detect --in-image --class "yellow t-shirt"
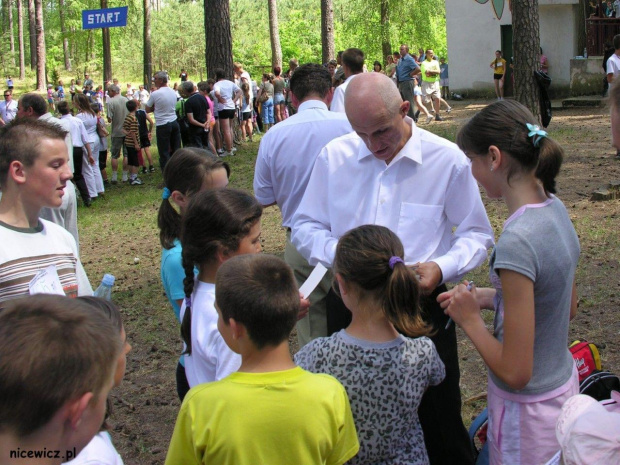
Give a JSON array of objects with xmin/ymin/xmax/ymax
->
[
  {"xmin": 491, "ymin": 58, "xmax": 507, "ymax": 75},
  {"xmin": 165, "ymin": 367, "xmax": 360, "ymax": 465},
  {"xmin": 420, "ymin": 59, "xmax": 440, "ymax": 83}
]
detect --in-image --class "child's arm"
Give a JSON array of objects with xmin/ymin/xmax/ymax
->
[
  {"xmin": 445, "ymin": 270, "xmax": 535, "ymax": 390},
  {"xmin": 437, "ymin": 284, "xmax": 496, "ymax": 311},
  {"xmin": 146, "ymin": 112, "xmax": 154, "ymax": 135}
]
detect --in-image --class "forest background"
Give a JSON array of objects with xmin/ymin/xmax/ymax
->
[{"xmin": 0, "ymin": 0, "xmax": 447, "ymax": 85}]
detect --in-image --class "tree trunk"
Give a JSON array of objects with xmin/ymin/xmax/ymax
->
[
  {"xmin": 59, "ymin": 0, "xmax": 71, "ymax": 71},
  {"xmin": 34, "ymin": 0, "xmax": 45, "ymax": 91},
  {"xmin": 512, "ymin": 0, "xmax": 541, "ymax": 119},
  {"xmin": 143, "ymin": 0, "xmax": 152, "ymax": 87},
  {"xmin": 267, "ymin": 0, "xmax": 282, "ymax": 70},
  {"xmin": 321, "ymin": 0, "xmax": 335, "ymax": 64},
  {"xmin": 28, "ymin": 0, "xmax": 35, "ymax": 70},
  {"xmin": 380, "ymin": 0, "xmax": 391, "ymax": 65},
  {"xmin": 101, "ymin": 0, "xmax": 111, "ymax": 83},
  {"xmin": 8, "ymin": 0, "xmax": 16, "ymax": 67},
  {"xmin": 17, "ymin": 0, "xmax": 25, "ymax": 79},
  {"xmin": 204, "ymin": 0, "xmax": 233, "ymax": 79}
]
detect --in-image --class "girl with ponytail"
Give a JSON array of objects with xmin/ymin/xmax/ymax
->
[
  {"xmin": 296, "ymin": 224, "xmax": 444, "ymax": 465},
  {"xmin": 440, "ymin": 99, "xmax": 580, "ymax": 464},
  {"xmin": 179, "ymin": 188, "xmax": 263, "ymax": 388}
]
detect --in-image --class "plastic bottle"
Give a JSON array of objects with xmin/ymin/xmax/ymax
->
[{"xmin": 93, "ymin": 274, "xmax": 115, "ymax": 301}]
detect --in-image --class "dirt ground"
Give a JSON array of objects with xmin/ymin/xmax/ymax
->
[{"xmin": 80, "ymin": 101, "xmax": 620, "ymax": 464}]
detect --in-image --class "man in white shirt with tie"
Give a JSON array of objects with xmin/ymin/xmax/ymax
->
[{"xmin": 292, "ymin": 72, "xmax": 494, "ymax": 465}]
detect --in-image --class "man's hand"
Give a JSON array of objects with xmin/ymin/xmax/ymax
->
[
  {"xmin": 297, "ymin": 292, "xmax": 310, "ymax": 321},
  {"xmin": 413, "ymin": 261, "xmax": 443, "ymax": 295}
]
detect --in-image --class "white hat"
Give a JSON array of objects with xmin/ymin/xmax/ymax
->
[{"xmin": 556, "ymin": 394, "xmax": 620, "ymax": 464}]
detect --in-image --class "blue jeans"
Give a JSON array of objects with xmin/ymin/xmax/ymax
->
[
  {"xmin": 261, "ymin": 98, "xmax": 274, "ymax": 124},
  {"xmin": 155, "ymin": 120, "xmax": 181, "ymax": 170}
]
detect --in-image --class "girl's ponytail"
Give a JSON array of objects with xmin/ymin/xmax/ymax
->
[
  {"xmin": 385, "ymin": 261, "xmax": 432, "ymax": 338},
  {"xmin": 180, "ymin": 250, "xmax": 195, "ymax": 355},
  {"xmin": 535, "ymin": 136, "xmax": 563, "ymax": 194}
]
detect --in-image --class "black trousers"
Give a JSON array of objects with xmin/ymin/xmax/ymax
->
[
  {"xmin": 72, "ymin": 146, "xmax": 90, "ymax": 202},
  {"xmin": 326, "ymin": 285, "xmax": 475, "ymax": 465},
  {"xmin": 156, "ymin": 121, "xmax": 181, "ymax": 170}
]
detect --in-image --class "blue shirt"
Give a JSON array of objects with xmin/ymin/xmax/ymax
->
[{"xmin": 396, "ymin": 54, "xmax": 419, "ymax": 82}]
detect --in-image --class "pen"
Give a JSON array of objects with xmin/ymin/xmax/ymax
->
[{"xmin": 445, "ymin": 282, "xmax": 474, "ymax": 330}]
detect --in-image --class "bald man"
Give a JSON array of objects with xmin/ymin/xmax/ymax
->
[{"xmin": 292, "ymin": 73, "xmax": 493, "ymax": 464}]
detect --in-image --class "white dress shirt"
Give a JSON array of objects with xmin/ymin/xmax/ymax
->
[
  {"xmin": 291, "ymin": 118, "xmax": 494, "ymax": 284},
  {"xmin": 254, "ymin": 99, "xmax": 352, "ymax": 228},
  {"xmin": 61, "ymin": 114, "xmax": 90, "ymax": 148},
  {"xmin": 330, "ymin": 74, "xmax": 358, "ymax": 113}
]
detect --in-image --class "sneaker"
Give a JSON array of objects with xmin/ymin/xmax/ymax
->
[
  {"xmin": 130, "ymin": 177, "xmax": 144, "ymax": 186},
  {"xmin": 217, "ymin": 148, "xmax": 224, "ymax": 155},
  {"xmin": 446, "ymin": 107, "xmax": 452, "ymax": 113},
  {"xmin": 414, "ymin": 110, "xmax": 420, "ymax": 120},
  {"xmin": 149, "ymin": 166, "xmax": 156, "ymax": 173},
  {"xmin": 231, "ymin": 147, "xmax": 237, "ymax": 154},
  {"xmin": 141, "ymin": 167, "xmax": 147, "ymax": 174},
  {"xmin": 435, "ymin": 115, "xmax": 444, "ymax": 122},
  {"xmin": 426, "ymin": 115, "xmax": 433, "ymax": 124},
  {"xmin": 111, "ymin": 179, "xmax": 118, "ymax": 185},
  {"xmin": 219, "ymin": 151, "xmax": 231, "ymax": 158},
  {"xmin": 103, "ymin": 179, "xmax": 110, "ymax": 186}
]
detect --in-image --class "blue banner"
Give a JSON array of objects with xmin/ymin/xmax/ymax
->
[{"xmin": 82, "ymin": 7, "xmax": 128, "ymax": 30}]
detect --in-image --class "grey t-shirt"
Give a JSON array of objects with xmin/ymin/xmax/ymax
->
[
  {"xmin": 106, "ymin": 95, "xmax": 129, "ymax": 137},
  {"xmin": 489, "ymin": 196, "xmax": 580, "ymax": 395},
  {"xmin": 295, "ymin": 330, "xmax": 445, "ymax": 465}
]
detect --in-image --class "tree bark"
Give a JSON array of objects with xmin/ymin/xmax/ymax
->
[
  {"xmin": 143, "ymin": 0, "xmax": 152, "ymax": 87},
  {"xmin": 380, "ymin": 0, "xmax": 391, "ymax": 64},
  {"xmin": 17, "ymin": 0, "xmax": 25, "ymax": 79},
  {"xmin": 8, "ymin": 0, "xmax": 16, "ymax": 67},
  {"xmin": 512, "ymin": 0, "xmax": 541, "ymax": 119},
  {"xmin": 101, "ymin": 0, "xmax": 111, "ymax": 83},
  {"xmin": 204, "ymin": 0, "xmax": 233, "ymax": 80},
  {"xmin": 267, "ymin": 0, "xmax": 282, "ymax": 70},
  {"xmin": 321, "ymin": 0, "xmax": 335, "ymax": 64},
  {"xmin": 34, "ymin": 0, "xmax": 45, "ymax": 91},
  {"xmin": 28, "ymin": 0, "xmax": 35, "ymax": 70},
  {"xmin": 59, "ymin": 0, "xmax": 71, "ymax": 71}
]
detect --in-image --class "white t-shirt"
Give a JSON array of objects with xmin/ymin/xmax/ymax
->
[
  {"xmin": 180, "ymin": 281, "xmax": 241, "ymax": 387},
  {"xmin": 0, "ymin": 218, "xmax": 92, "ymax": 303},
  {"xmin": 146, "ymin": 86, "xmax": 178, "ymax": 125},
  {"xmin": 213, "ymin": 80, "xmax": 240, "ymax": 110},
  {"xmin": 65, "ymin": 432, "xmax": 124, "ymax": 465},
  {"xmin": 607, "ymin": 53, "xmax": 620, "ymax": 81}
]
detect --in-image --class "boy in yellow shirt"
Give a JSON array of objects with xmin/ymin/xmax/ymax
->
[{"xmin": 165, "ymin": 254, "xmax": 359, "ymax": 465}]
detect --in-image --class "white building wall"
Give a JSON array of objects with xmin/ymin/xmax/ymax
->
[{"xmin": 446, "ymin": 0, "xmax": 578, "ymax": 92}]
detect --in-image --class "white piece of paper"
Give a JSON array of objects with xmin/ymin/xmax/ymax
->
[
  {"xmin": 299, "ymin": 263, "xmax": 328, "ymax": 299},
  {"xmin": 29, "ymin": 265, "xmax": 66, "ymax": 296}
]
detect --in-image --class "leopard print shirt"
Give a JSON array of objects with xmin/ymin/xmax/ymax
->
[{"xmin": 295, "ymin": 330, "xmax": 445, "ymax": 465}]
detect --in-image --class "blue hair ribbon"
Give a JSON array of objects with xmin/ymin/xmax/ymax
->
[
  {"xmin": 162, "ymin": 187, "xmax": 171, "ymax": 200},
  {"xmin": 388, "ymin": 256, "xmax": 404, "ymax": 270},
  {"xmin": 526, "ymin": 123, "xmax": 547, "ymax": 148}
]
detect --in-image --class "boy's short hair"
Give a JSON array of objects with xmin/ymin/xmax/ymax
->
[
  {"xmin": 125, "ymin": 99, "xmax": 138, "ymax": 112},
  {"xmin": 0, "ymin": 119, "xmax": 67, "ymax": 187},
  {"xmin": 57, "ymin": 100, "xmax": 71, "ymax": 115},
  {"xmin": 0, "ymin": 295, "xmax": 122, "ymax": 437},
  {"xmin": 215, "ymin": 254, "xmax": 299, "ymax": 350}
]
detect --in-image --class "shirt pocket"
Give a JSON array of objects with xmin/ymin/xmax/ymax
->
[{"xmin": 397, "ymin": 203, "xmax": 444, "ymax": 260}]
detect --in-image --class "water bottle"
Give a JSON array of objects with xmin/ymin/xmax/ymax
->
[
  {"xmin": 584, "ymin": 48, "xmax": 588, "ymax": 59},
  {"xmin": 93, "ymin": 274, "xmax": 115, "ymax": 301}
]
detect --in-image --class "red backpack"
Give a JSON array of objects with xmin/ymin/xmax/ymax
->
[{"xmin": 570, "ymin": 340, "xmax": 602, "ymax": 382}]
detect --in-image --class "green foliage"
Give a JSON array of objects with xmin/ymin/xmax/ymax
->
[{"xmin": 0, "ymin": 0, "xmax": 447, "ymax": 84}]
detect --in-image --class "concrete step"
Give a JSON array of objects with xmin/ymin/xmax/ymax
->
[{"xmin": 562, "ymin": 96, "xmax": 603, "ymax": 108}]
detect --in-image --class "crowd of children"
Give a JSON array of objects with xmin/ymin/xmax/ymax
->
[{"xmin": 1, "ymin": 64, "xmax": 618, "ymax": 465}]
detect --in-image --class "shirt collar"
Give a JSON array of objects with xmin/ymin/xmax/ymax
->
[
  {"xmin": 297, "ymin": 99, "xmax": 328, "ymax": 112},
  {"xmin": 357, "ymin": 117, "xmax": 422, "ymax": 165}
]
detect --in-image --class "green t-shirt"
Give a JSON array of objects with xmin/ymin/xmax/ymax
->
[
  {"xmin": 165, "ymin": 367, "xmax": 359, "ymax": 465},
  {"xmin": 420, "ymin": 59, "xmax": 440, "ymax": 83}
]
